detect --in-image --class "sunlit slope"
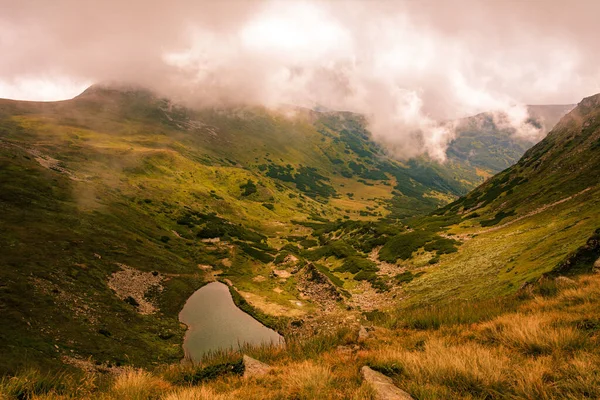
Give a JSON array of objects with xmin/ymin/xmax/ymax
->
[
  {"xmin": 398, "ymin": 94, "xmax": 600, "ymax": 304},
  {"xmin": 446, "ymin": 94, "xmax": 600, "ymax": 217}
]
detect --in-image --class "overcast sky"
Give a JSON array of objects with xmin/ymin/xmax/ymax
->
[{"xmin": 1, "ymin": 0, "xmax": 599, "ymax": 159}]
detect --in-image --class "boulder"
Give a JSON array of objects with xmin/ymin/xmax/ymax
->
[
  {"xmin": 555, "ymin": 276, "xmax": 577, "ymax": 288},
  {"xmin": 243, "ymin": 355, "xmax": 271, "ymax": 378},
  {"xmin": 361, "ymin": 366, "xmax": 413, "ymax": 400}
]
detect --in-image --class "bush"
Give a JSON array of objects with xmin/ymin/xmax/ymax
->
[
  {"xmin": 300, "ymin": 239, "xmax": 318, "ymax": 248},
  {"xmin": 236, "ymin": 242, "xmax": 275, "ymax": 263},
  {"xmin": 304, "ymin": 240, "xmax": 356, "ymax": 261},
  {"xmin": 394, "ymin": 271, "xmax": 415, "ymax": 284},
  {"xmin": 423, "ymin": 237, "xmax": 459, "ymax": 255},
  {"xmin": 480, "ymin": 210, "xmax": 516, "ymax": 227},
  {"xmin": 262, "ymin": 203, "xmax": 275, "ymax": 211},
  {"xmin": 379, "ymin": 231, "xmax": 435, "ymax": 262},
  {"xmin": 239, "ymin": 180, "xmax": 257, "ymax": 196}
]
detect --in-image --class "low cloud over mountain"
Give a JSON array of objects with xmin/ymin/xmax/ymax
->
[{"xmin": 1, "ymin": 0, "xmax": 599, "ymax": 159}]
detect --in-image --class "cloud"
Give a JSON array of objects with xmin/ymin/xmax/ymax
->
[{"xmin": 1, "ymin": 0, "xmax": 599, "ymax": 160}]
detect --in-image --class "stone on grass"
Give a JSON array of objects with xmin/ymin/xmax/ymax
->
[
  {"xmin": 361, "ymin": 366, "xmax": 413, "ymax": 400},
  {"xmin": 243, "ymin": 355, "xmax": 271, "ymax": 378}
]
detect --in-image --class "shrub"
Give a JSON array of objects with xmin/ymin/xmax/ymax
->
[
  {"xmin": 336, "ymin": 256, "xmax": 378, "ymax": 274},
  {"xmin": 394, "ymin": 271, "xmax": 415, "ymax": 284},
  {"xmin": 239, "ymin": 180, "xmax": 257, "ymax": 196},
  {"xmin": 480, "ymin": 210, "xmax": 516, "ymax": 227},
  {"xmin": 300, "ymin": 239, "xmax": 318, "ymax": 248},
  {"xmin": 236, "ymin": 242, "xmax": 275, "ymax": 263},
  {"xmin": 262, "ymin": 203, "xmax": 275, "ymax": 211},
  {"xmin": 379, "ymin": 231, "xmax": 435, "ymax": 262},
  {"xmin": 304, "ymin": 240, "xmax": 356, "ymax": 261},
  {"xmin": 423, "ymin": 237, "xmax": 459, "ymax": 255}
]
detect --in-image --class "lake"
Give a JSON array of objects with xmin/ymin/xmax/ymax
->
[{"xmin": 179, "ymin": 281, "xmax": 283, "ymax": 360}]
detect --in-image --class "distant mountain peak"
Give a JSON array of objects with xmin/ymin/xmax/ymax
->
[{"xmin": 76, "ymin": 82, "xmax": 156, "ymax": 100}]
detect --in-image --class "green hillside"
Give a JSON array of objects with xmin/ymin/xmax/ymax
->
[
  {"xmin": 0, "ymin": 84, "xmax": 477, "ymax": 373},
  {"xmin": 386, "ymin": 94, "xmax": 600, "ymax": 305},
  {"xmin": 0, "ymin": 83, "xmax": 586, "ymax": 378},
  {"xmin": 0, "ymin": 89, "xmax": 598, "ymax": 400}
]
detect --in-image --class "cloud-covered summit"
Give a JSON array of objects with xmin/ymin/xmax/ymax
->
[{"xmin": 1, "ymin": 0, "xmax": 598, "ymax": 159}]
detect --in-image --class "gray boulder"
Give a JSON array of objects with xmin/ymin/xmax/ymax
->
[{"xmin": 361, "ymin": 366, "xmax": 413, "ymax": 400}]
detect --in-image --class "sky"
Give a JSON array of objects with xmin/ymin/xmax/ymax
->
[{"xmin": 1, "ymin": 0, "xmax": 599, "ymax": 159}]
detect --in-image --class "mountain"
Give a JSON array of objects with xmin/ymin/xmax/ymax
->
[
  {"xmin": 1, "ymin": 84, "xmax": 599, "ymax": 399},
  {"xmin": 393, "ymin": 94, "xmax": 600, "ymax": 304},
  {"xmin": 0, "ymin": 84, "xmax": 482, "ymax": 372},
  {"xmin": 444, "ymin": 104, "xmax": 574, "ymax": 187},
  {"xmin": 447, "ymin": 95, "xmax": 599, "ymax": 218},
  {"xmin": 0, "ymin": 92, "xmax": 597, "ymax": 400},
  {"xmin": 0, "ymin": 83, "xmax": 581, "ymax": 374}
]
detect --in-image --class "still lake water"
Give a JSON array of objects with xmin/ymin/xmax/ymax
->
[{"xmin": 179, "ymin": 281, "xmax": 283, "ymax": 360}]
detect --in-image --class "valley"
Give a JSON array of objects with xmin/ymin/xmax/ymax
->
[{"xmin": 0, "ymin": 86, "xmax": 598, "ymax": 400}]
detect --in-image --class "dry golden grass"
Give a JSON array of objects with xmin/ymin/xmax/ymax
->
[
  {"xmin": 108, "ymin": 368, "xmax": 171, "ymax": 400},
  {"xmin": 368, "ymin": 338, "xmax": 511, "ymax": 398},
  {"xmin": 160, "ymin": 386, "xmax": 231, "ymax": 400},
  {"xmin": 478, "ymin": 313, "xmax": 588, "ymax": 355},
  {"xmin": 283, "ymin": 361, "xmax": 333, "ymax": 399}
]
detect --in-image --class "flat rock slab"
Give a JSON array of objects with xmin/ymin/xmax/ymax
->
[
  {"xmin": 361, "ymin": 366, "xmax": 413, "ymax": 400},
  {"xmin": 243, "ymin": 355, "xmax": 271, "ymax": 378}
]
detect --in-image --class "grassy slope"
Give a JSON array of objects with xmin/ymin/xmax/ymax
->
[
  {"xmin": 0, "ymin": 83, "xmax": 586, "ymax": 379},
  {"xmin": 396, "ymin": 94, "xmax": 600, "ymax": 305},
  {"xmin": 290, "ymin": 95, "xmax": 597, "ymax": 309},
  {"xmin": 0, "ymin": 84, "xmax": 476, "ymax": 373}
]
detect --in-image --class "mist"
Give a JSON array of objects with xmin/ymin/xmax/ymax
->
[{"xmin": 1, "ymin": 0, "xmax": 599, "ymax": 160}]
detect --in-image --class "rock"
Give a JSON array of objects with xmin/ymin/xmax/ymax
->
[
  {"xmin": 272, "ymin": 269, "xmax": 291, "ymax": 279},
  {"xmin": 361, "ymin": 366, "xmax": 413, "ymax": 400},
  {"xmin": 555, "ymin": 276, "xmax": 576, "ymax": 288},
  {"xmin": 243, "ymin": 355, "xmax": 271, "ymax": 378},
  {"xmin": 358, "ymin": 325, "xmax": 370, "ymax": 342},
  {"xmin": 107, "ymin": 264, "xmax": 162, "ymax": 315},
  {"xmin": 223, "ymin": 279, "xmax": 233, "ymax": 286}
]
